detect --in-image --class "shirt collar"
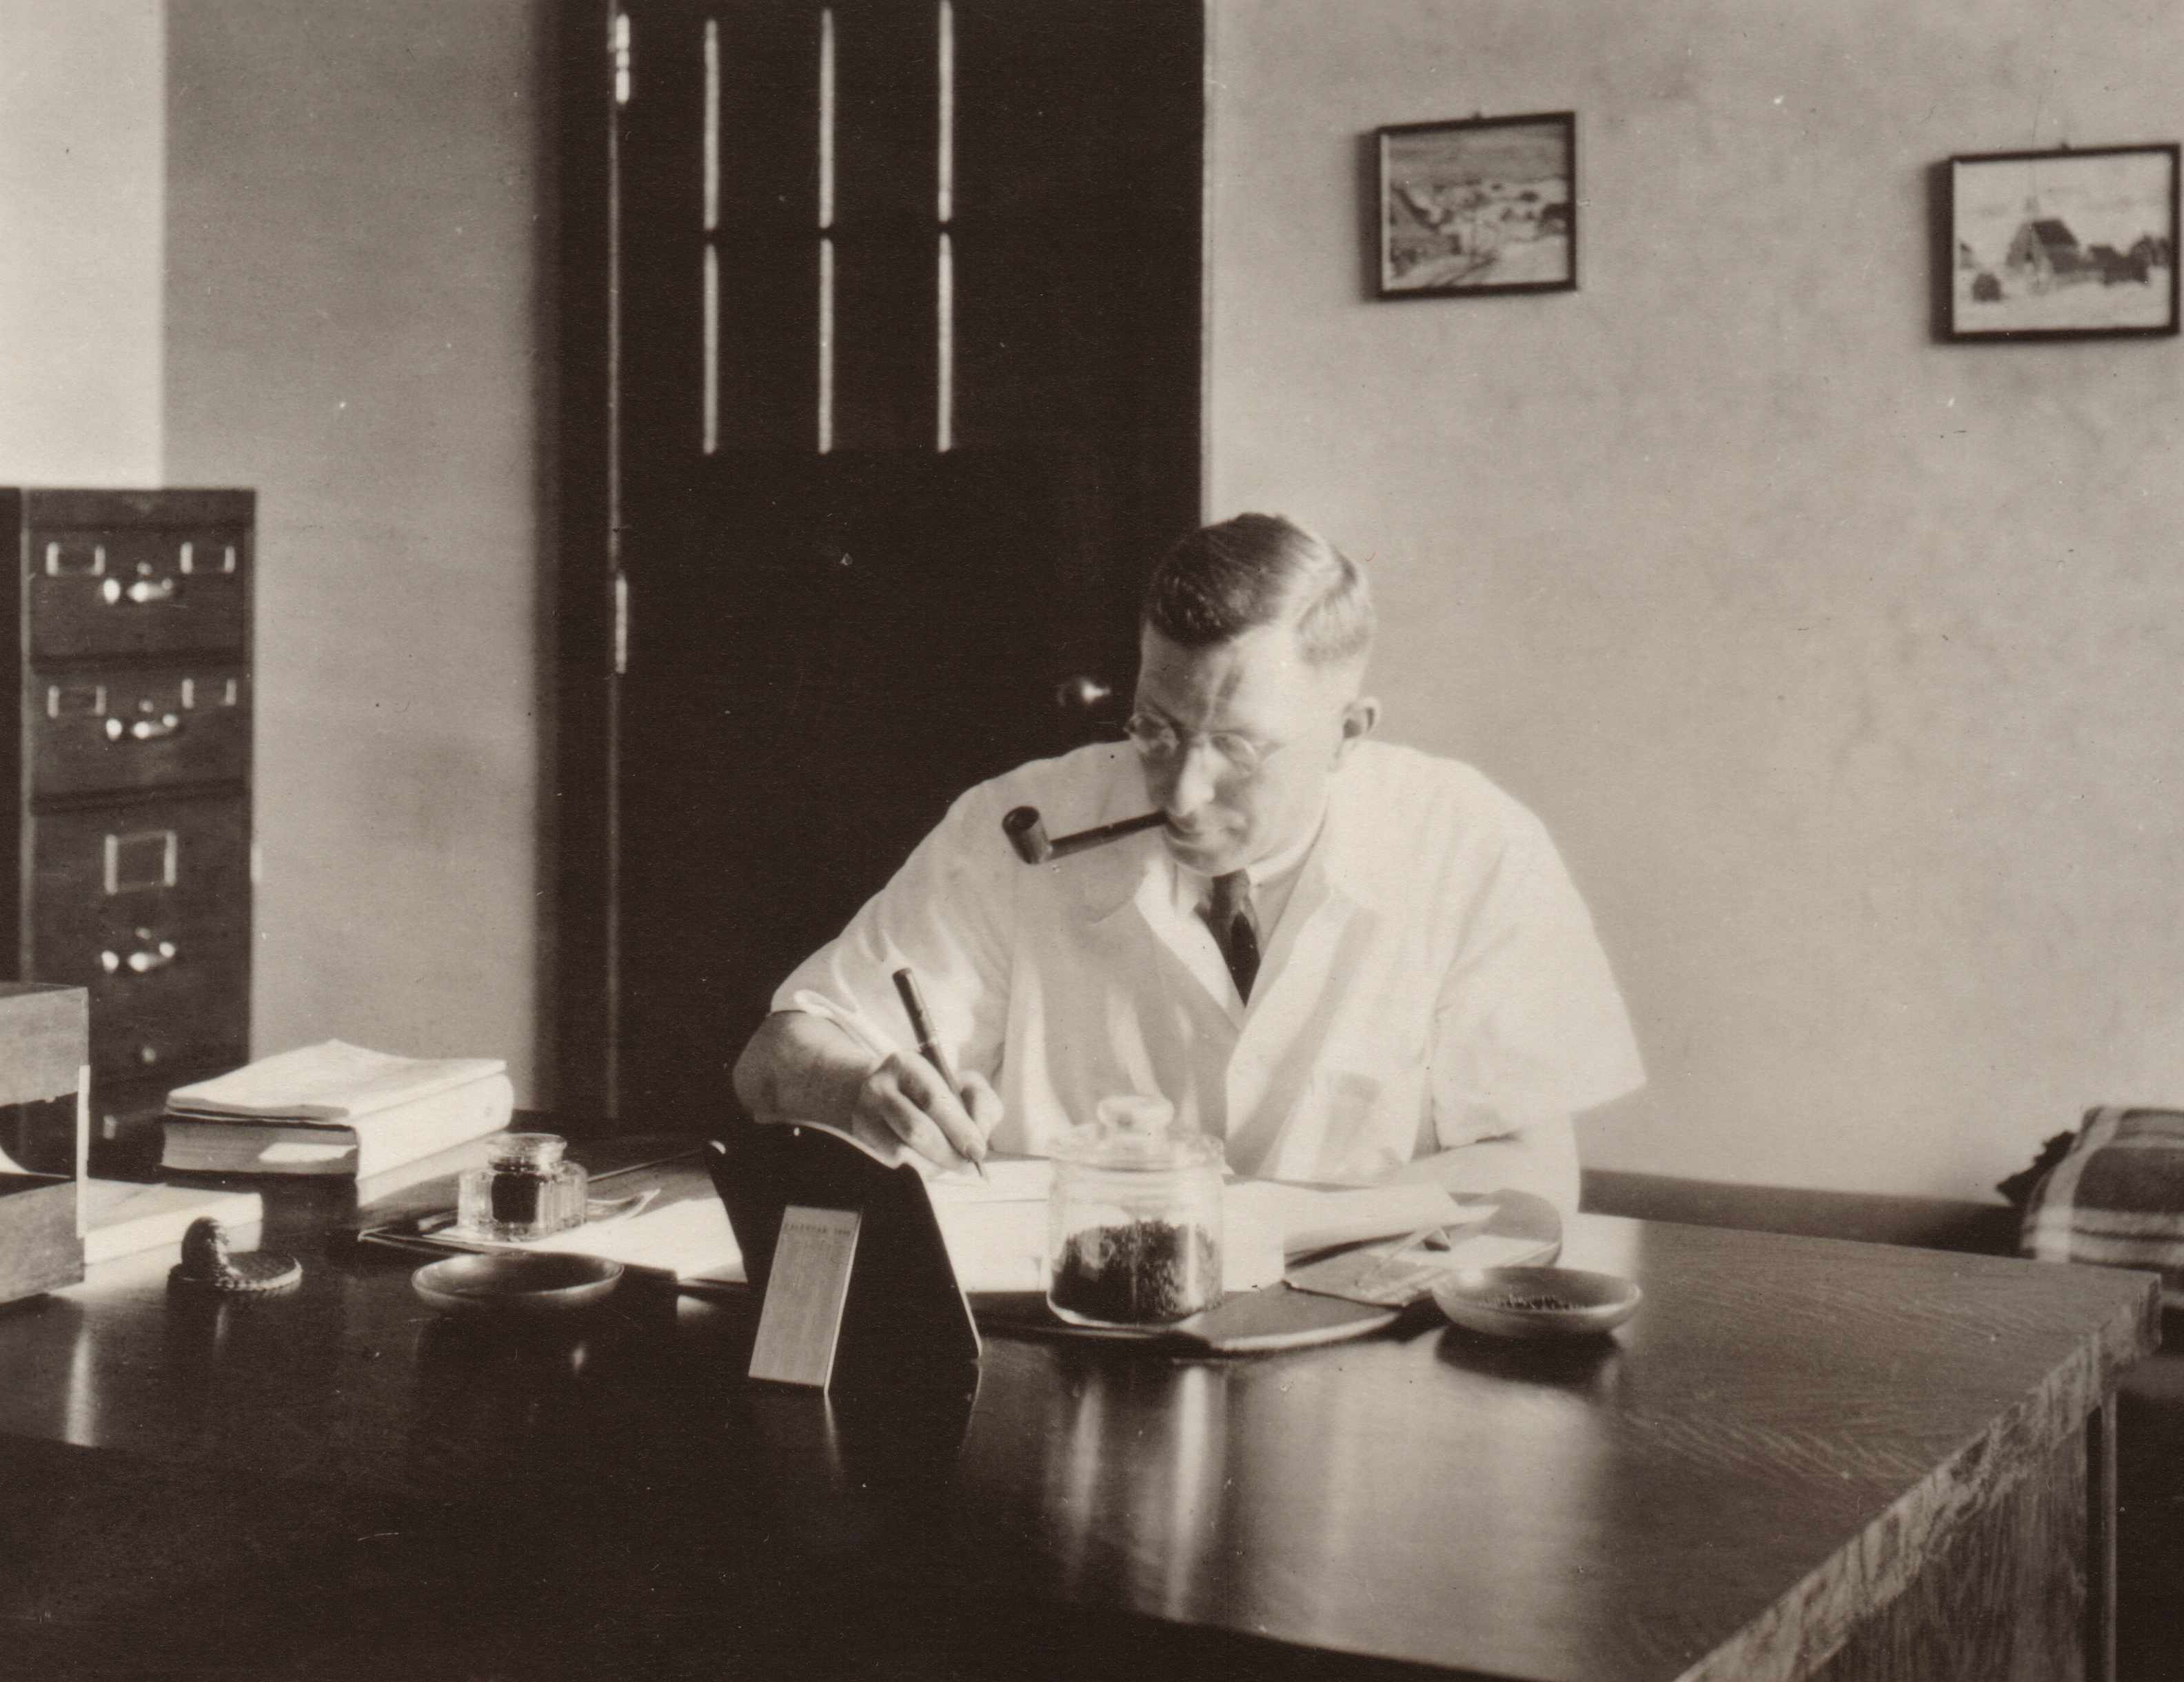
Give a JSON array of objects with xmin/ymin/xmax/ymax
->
[
  {"xmin": 1078, "ymin": 747, "xmax": 1393, "ymax": 926},
  {"xmin": 1168, "ymin": 815, "xmax": 1322, "ymax": 913}
]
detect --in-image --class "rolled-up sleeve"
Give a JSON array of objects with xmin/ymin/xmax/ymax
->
[
  {"xmin": 771, "ymin": 782, "xmax": 1016, "ymax": 1082},
  {"xmin": 1428, "ymin": 808, "xmax": 1643, "ymax": 1148}
]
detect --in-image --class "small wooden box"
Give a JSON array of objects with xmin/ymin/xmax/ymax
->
[{"xmin": 0, "ymin": 982, "xmax": 88, "ymax": 1304}]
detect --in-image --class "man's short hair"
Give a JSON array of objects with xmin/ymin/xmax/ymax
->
[{"xmin": 1142, "ymin": 514, "xmax": 1375, "ymax": 667}]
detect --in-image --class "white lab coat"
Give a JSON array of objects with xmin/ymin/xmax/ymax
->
[{"xmin": 776, "ymin": 740, "xmax": 1643, "ymax": 1184}]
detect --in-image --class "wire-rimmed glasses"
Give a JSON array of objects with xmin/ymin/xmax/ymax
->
[{"xmin": 1123, "ymin": 711, "xmax": 1288, "ymax": 778}]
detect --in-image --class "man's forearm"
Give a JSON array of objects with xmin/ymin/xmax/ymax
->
[
  {"xmin": 1380, "ymin": 1117, "xmax": 1580, "ymax": 1217},
  {"xmin": 731, "ymin": 1010, "xmax": 875, "ymax": 1129}
]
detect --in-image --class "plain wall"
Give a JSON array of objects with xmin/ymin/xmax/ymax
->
[
  {"xmin": 164, "ymin": 1, "xmax": 549, "ymax": 1097},
  {"xmin": 1207, "ymin": 0, "xmax": 2184, "ymax": 1201},
  {"xmin": 0, "ymin": 0, "xmax": 164, "ymax": 484}
]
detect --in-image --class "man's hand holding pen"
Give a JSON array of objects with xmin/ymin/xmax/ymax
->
[
  {"xmin": 849, "ymin": 1048, "xmax": 1001, "ymax": 1175},
  {"xmin": 869, "ymin": 965, "xmax": 996, "ymax": 1176},
  {"xmin": 730, "ymin": 1002, "xmax": 998, "ymax": 1173}
]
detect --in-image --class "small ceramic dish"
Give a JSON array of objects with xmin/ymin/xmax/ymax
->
[
  {"xmin": 410, "ymin": 1251, "xmax": 624, "ymax": 1316},
  {"xmin": 1430, "ymin": 1265, "xmax": 1641, "ymax": 1340}
]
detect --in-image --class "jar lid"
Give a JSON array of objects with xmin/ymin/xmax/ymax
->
[
  {"xmin": 1052, "ymin": 1096, "xmax": 1224, "ymax": 1171},
  {"xmin": 484, "ymin": 1131, "xmax": 567, "ymax": 1171}
]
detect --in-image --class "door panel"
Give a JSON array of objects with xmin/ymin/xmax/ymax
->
[{"xmin": 590, "ymin": 0, "xmax": 1201, "ymax": 1126}]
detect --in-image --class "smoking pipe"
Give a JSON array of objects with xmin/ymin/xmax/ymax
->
[{"xmin": 1003, "ymin": 806, "xmax": 1166, "ymax": 864}]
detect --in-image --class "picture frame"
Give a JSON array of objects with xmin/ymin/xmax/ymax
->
[
  {"xmin": 1946, "ymin": 143, "xmax": 2179, "ymax": 341},
  {"xmin": 1377, "ymin": 112, "xmax": 1577, "ymax": 299}
]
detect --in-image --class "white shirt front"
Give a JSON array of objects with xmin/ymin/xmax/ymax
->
[{"xmin": 775, "ymin": 740, "xmax": 1644, "ymax": 1185}]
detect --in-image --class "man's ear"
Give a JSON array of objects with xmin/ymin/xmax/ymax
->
[{"xmin": 1335, "ymin": 695, "xmax": 1379, "ymax": 763}]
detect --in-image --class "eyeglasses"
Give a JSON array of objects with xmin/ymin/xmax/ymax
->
[{"xmin": 1123, "ymin": 712, "xmax": 1289, "ymax": 778}]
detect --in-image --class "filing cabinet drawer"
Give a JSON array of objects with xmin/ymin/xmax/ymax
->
[
  {"xmin": 30, "ymin": 665, "xmax": 249, "ymax": 798},
  {"xmin": 81, "ymin": 935, "xmax": 249, "ymax": 1081},
  {"xmin": 28, "ymin": 793, "xmax": 250, "ymax": 971},
  {"xmin": 27, "ymin": 525, "xmax": 249, "ymax": 659},
  {"xmin": 3, "ymin": 488, "xmax": 254, "ymax": 1099}
]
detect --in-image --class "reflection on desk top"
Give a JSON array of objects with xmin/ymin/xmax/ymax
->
[{"xmin": 0, "ymin": 1133, "xmax": 2159, "ymax": 1682}]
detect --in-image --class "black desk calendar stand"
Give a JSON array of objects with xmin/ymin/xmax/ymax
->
[{"xmin": 706, "ymin": 1121, "xmax": 981, "ymax": 1390}]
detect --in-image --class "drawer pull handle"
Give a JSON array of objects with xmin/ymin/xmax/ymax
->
[
  {"xmin": 178, "ymin": 541, "xmax": 239, "ymax": 576},
  {"xmin": 100, "ymin": 941, "xmax": 177, "ymax": 975},
  {"xmin": 100, "ymin": 577, "xmax": 178, "ymax": 605},
  {"xmin": 104, "ymin": 829, "xmax": 179, "ymax": 894},
  {"xmin": 50, "ymin": 684, "xmax": 107, "ymax": 718},
  {"xmin": 105, "ymin": 714, "xmax": 185, "ymax": 742},
  {"xmin": 46, "ymin": 541, "xmax": 106, "ymax": 577}
]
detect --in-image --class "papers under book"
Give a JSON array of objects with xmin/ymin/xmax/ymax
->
[
  {"xmin": 81, "ymin": 1179, "xmax": 264, "ymax": 1266},
  {"xmin": 161, "ymin": 1040, "xmax": 514, "ymax": 1181}
]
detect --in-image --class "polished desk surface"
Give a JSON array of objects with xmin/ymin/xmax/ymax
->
[{"xmin": 0, "ymin": 1141, "xmax": 2159, "ymax": 1682}]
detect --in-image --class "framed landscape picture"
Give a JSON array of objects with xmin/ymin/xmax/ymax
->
[
  {"xmin": 1948, "ymin": 143, "xmax": 2179, "ymax": 340},
  {"xmin": 1377, "ymin": 112, "xmax": 1577, "ymax": 298}
]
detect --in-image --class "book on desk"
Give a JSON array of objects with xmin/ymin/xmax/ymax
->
[{"xmin": 158, "ymin": 1040, "xmax": 513, "ymax": 1186}]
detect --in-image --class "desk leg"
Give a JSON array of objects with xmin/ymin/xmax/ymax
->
[{"xmin": 2086, "ymin": 1392, "xmax": 2118, "ymax": 1682}]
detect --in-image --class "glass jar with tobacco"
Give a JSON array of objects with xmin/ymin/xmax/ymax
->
[{"xmin": 1046, "ymin": 1096, "xmax": 1224, "ymax": 1328}]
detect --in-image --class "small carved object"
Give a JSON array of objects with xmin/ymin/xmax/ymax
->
[{"xmin": 168, "ymin": 1217, "xmax": 303, "ymax": 1294}]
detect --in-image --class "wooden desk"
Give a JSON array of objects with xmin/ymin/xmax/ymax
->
[{"xmin": 0, "ymin": 1148, "xmax": 2157, "ymax": 1682}]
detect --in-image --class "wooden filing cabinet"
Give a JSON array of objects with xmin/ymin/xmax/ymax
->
[{"xmin": 0, "ymin": 489, "xmax": 252, "ymax": 1161}]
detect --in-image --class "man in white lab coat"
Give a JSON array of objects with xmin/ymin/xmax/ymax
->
[{"xmin": 731, "ymin": 514, "xmax": 1641, "ymax": 1214}]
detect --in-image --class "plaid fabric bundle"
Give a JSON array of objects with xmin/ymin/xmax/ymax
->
[{"xmin": 2021, "ymin": 1106, "xmax": 2184, "ymax": 1306}]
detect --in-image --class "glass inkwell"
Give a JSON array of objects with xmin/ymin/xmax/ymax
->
[
  {"xmin": 456, "ymin": 1132, "xmax": 590, "ymax": 1242},
  {"xmin": 1046, "ymin": 1096, "xmax": 1224, "ymax": 1328}
]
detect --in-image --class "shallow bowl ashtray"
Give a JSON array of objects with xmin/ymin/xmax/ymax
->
[
  {"xmin": 1430, "ymin": 1266, "xmax": 1641, "ymax": 1340},
  {"xmin": 411, "ymin": 1251, "xmax": 624, "ymax": 1317}
]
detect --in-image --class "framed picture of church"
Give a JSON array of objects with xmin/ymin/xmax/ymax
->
[
  {"xmin": 1377, "ymin": 112, "xmax": 1577, "ymax": 298},
  {"xmin": 1948, "ymin": 143, "xmax": 2179, "ymax": 340}
]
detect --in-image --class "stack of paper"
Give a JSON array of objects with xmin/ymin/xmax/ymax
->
[
  {"xmin": 1284, "ymin": 1222, "xmax": 1552, "ymax": 1307},
  {"xmin": 1221, "ymin": 1179, "xmax": 1462, "ymax": 1261},
  {"xmin": 521, "ymin": 1196, "xmax": 747, "ymax": 1285},
  {"xmin": 161, "ymin": 1040, "xmax": 514, "ymax": 1186},
  {"xmin": 80, "ymin": 1179, "xmax": 263, "ymax": 1266}
]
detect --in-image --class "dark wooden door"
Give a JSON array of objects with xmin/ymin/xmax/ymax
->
[{"xmin": 560, "ymin": 1, "xmax": 1202, "ymax": 1126}]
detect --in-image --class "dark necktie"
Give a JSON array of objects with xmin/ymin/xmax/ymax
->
[{"xmin": 1204, "ymin": 871, "xmax": 1262, "ymax": 1003}]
